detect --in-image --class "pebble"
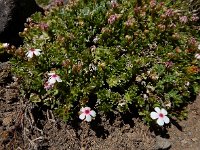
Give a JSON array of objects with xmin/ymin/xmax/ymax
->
[
  {"xmin": 2, "ymin": 116, "xmax": 13, "ymax": 126},
  {"xmin": 181, "ymin": 139, "xmax": 188, "ymax": 145},
  {"xmin": 191, "ymin": 138, "xmax": 198, "ymax": 142},
  {"xmin": 155, "ymin": 136, "xmax": 171, "ymax": 150}
]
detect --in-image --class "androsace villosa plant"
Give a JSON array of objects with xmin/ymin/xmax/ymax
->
[{"xmin": 6, "ymin": 0, "xmax": 200, "ymax": 126}]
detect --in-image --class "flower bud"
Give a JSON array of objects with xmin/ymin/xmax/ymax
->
[
  {"xmin": 150, "ymin": 0, "xmax": 157, "ymax": 8},
  {"xmin": 55, "ymin": 0, "xmax": 64, "ymax": 6},
  {"xmin": 167, "ymin": 52, "xmax": 174, "ymax": 58},
  {"xmin": 98, "ymin": 62, "xmax": 106, "ymax": 69},
  {"xmin": 157, "ymin": 24, "xmax": 166, "ymax": 31},
  {"xmin": 125, "ymin": 35, "xmax": 132, "ymax": 41},
  {"xmin": 160, "ymin": 14, "xmax": 166, "ymax": 19},
  {"xmin": 15, "ymin": 48, "xmax": 25, "ymax": 57},
  {"xmin": 19, "ymin": 32, "xmax": 24, "ymax": 37},
  {"xmin": 172, "ymin": 33, "xmax": 180, "ymax": 40},
  {"xmin": 175, "ymin": 47, "xmax": 182, "ymax": 53},
  {"xmin": 186, "ymin": 66, "xmax": 199, "ymax": 74},
  {"xmin": 2, "ymin": 43, "xmax": 9, "ymax": 48},
  {"xmin": 144, "ymin": 29, "xmax": 149, "ymax": 34},
  {"xmin": 24, "ymin": 28, "xmax": 28, "ymax": 32},
  {"xmin": 110, "ymin": 0, "xmax": 118, "ymax": 8},
  {"xmin": 26, "ymin": 18, "xmax": 33, "ymax": 23},
  {"xmin": 134, "ymin": 7, "xmax": 141, "ymax": 14},
  {"xmin": 62, "ymin": 59, "xmax": 71, "ymax": 68},
  {"xmin": 24, "ymin": 23, "xmax": 29, "ymax": 28},
  {"xmin": 135, "ymin": 76, "xmax": 142, "ymax": 82},
  {"xmin": 101, "ymin": 27, "xmax": 110, "ymax": 33}
]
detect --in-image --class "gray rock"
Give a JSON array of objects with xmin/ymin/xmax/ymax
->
[
  {"xmin": 155, "ymin": 136, "xmax": 171, "ymax": 150},
  {"xmin": 0, "ymin": 0, "xmax": 43, "ymax": 46}
]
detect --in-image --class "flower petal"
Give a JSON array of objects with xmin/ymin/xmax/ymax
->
[
  {"xmin": 90, "ymin": 110, "xmax": 96, "ymax": 117},
  {"xmin": 48, "ymin": 72, "xmax": 55, "ymax": 76},
  {"xmin": 79, "ymin": 113, "xmax": 85, "ymax": 120},
  {"xmin": 157, "ymin": 118, "xmax": 164, "ymax": 126},
  {"xmin": 154, "ymin": 107, "xmax": 161, "ymax": 113},
  {"xmin": 26, "ymin": 51, "xmax": 33, "ymax": 58},
  {"xmin": 85, "ymin": 114, "xmax": 92, "ymax": 122},
  {"xmin": 34, "ymin": 50, "xmax": 41, "ymax": 56},
  {"xmin": 161, "ymin": 108, "xmax": 168, "ymax": 115},
  {"xmin": 56, "ymin": 76, "xmax": 62, "ymax": 82},
  {"xmin": 150, "ymin": 112, "xmax": 159, "ymax": 119},
  {"xmin": 195, "ymin": 54, "xmax": 200, "ymax": 59},
  {"xmin": 80, "ymin": 107, "xmax": 86, "ymax": 113},
  {"xmin": 84, "ymin": 107, "xmax": 91, "ymax": 111},
  {"xmin": 48, "ymin": 77, "xmax": 56, "ymax": 84},
  {"xmin": 35, "ymin": 49, "xmax": 41, "ymax": 52},
  {"xmin": 163, "ymin": 116, "xmax": 170, "ymax": 124}
]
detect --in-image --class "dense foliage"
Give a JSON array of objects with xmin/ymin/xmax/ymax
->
[{"xmin": 8, "ymin": 0, "xmax": 200, "ymax": 124}]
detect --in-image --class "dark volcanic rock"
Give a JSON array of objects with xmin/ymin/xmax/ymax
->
[{"xmin": 0, "ymin": 0, "xmax": 43, "ymax": 46}]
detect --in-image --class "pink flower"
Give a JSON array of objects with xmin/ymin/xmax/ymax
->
[
  {"xmin": 48, "ymin": 72, "xmax": 62, "ymax": 84},
  {"xmin": 108, "ymin": 14, "xmax": 117, "ymax": 24},
  {"xmin": 44, "ymin": 82, "xmax": 54, "ymax": 90},
  {"xmin": 195, "ymin": 53, "xmax": 200, "ymax": 60},
  {"xmin": 191, "ymin": 15, "xmax": 199, "ymax": 22},
  {"xmin": 188, "ymin": 37, "xmax": 197, "ymax": 46},
  {"xmin": 164, "ymin": 61, "xmax": 173, "ymax": 68},
  {"xmin": 165, "ymin": 9, "xmax": 174, "ymax": 17},
  {"xmin": 150, "ymin": 0, "xmax": 157, "ymax": 8},
  {"xmin": 150, "ymin": 107, "xmax": 170, "ymax": 126},
  {"xmin": 39, "ymin": 22, "xmax": 49, "ymax": 31},
  {"xmin": 179, "ymin": 16, "xmax": 188, "ymax": 23},
  {"xmin": 125, "ymin": 18, "xmax": 135, "ymax": 27},
  {"xmin": 79, "ymin": 107, "xmax": 96, "ymax": 122},
  {"xmin": 134, "ymin": 7, "xmax": 141, "ymax": 14},
  {"xmin": 26, "ymin": 48, "xmax": 41, "ymax": 58},
  {"xmin": 55, "ymin": 0, "xmax": 64, "ymax": 6}
]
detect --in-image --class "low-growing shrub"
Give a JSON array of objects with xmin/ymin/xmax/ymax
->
[{"xmin": 8, "ymin": 0, "xmax": 200, "ymax": 125}]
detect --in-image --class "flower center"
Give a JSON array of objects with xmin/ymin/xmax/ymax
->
[
  {"xmin": 30, "ymin": 48, "xmax": 35, "ymax": 51},
  {"xmin": 84, "ymin": 109, "xmax": 90, "ymax": 114},
  {"xmin": 52, "ymin": 74, "xmax": 57, "ymax": 78},
  {"xmin": 159, "ymin": 113, "xmax": 164, "ymax": 118}
]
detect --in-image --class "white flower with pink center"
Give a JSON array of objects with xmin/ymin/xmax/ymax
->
[
  {"xmin": 195, "ymin": 53, "xmax": 200, "ymax": 60},
  {"xmin": 79, "ymin": 107, "xmax": 96, "ymax": 122},
  {"xmin": 48, "ymin": 72, "xmax": 62, "ymax": 84},
  {"xmin": 198, "ymin": 44, "xmax": 200, "ymax": 50},
  {"xmin": 150, "ymin": 107, "xmax": 170, "ymax": 126},
  {"xmin": 26, "ymin": 48, "xmax": 41, "ymax": 58}
]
